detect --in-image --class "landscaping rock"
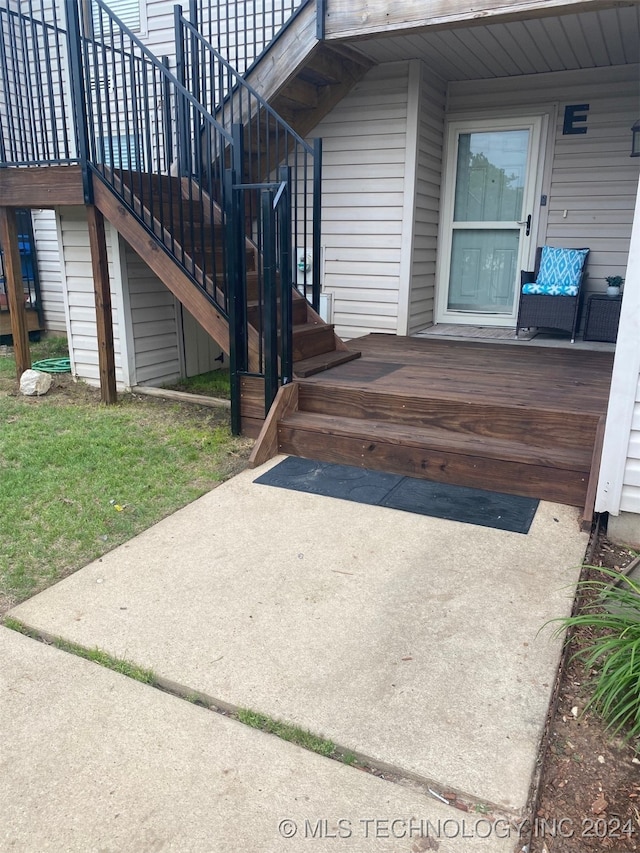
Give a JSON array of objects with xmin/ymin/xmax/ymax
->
[{"xmin": 19, "ymin": 369, "xmax": 52, "ymax": 396}]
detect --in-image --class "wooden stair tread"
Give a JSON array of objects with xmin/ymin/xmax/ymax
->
[
  {"xmin": 279, "ymin": 411, "xmax": 592, "ymax": 472},
  {"xmin": 293, "ymin": 349, "xmax": 361, "ymax": 377},
  {"xmin": 302, "ymin": 358, "xmax": 610, "ymax": 416},
  {"xmin": 293, "ymin": 321, "xmax": 334, "ymax": 333}
]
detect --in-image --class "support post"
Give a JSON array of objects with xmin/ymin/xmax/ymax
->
[
  {"xmin": 262, "ymin": 188, "xmax": 278, "ymax": 413},
  {"xmin": 316, "ymin": 0, "xmax": 326, "ymax": 39},
  {"xmin": 0, "ymin": 207, "xmax": 31, "ymax": 377},
  {"xmin": 65, "ymin": 0, "xmax": 92, "ymax": 204},
  {"xmin": 278, "ymin": 166, "xmax": 293, "ymax": 386},
  {"xmin": 174, "ymin": 5, "xmax": 190, "ymax": 175},
  {"xmin": 312, "ymin": 137, "xmax": 322, "ymax": 313},
  {"xmin": 86, "ymin": 205, "xmax": 117, "ymax": 404},
  {"xmin": 224, "ymin": 169, "xmax": 244, "ymax": 436}
]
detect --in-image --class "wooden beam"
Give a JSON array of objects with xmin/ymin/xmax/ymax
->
[
  {"xmin": 273, "ymin": 45, "xmax": 375, "ymax": 143},
  {"xmin": 86, "ymin": 205, "xmax": 117, "ymax": 404},
  {"xmin": 324, "ymin": 0, "xmax": 630, "ymax": 40},
  {"xmin": 275, "ymin": 77, "xmax": 320, "ymax": 110},
  {"xmin": 244, "ymin": 1, "xmax": 318, "ymax": 103},
  {"xmin": 0, "ymin": 166, "xmax": 85, "ymax": 208},
  {"xmin": 0, "ymin": 207, "xmax": 31, "ymax": 377}
]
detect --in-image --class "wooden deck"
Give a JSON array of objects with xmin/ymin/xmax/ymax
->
[{"xmin": 270, "ymin": 333, "xmax": 615, "ymax": 510}]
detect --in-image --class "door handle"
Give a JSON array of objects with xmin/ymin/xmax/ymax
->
[{"xmin": 517, "ymin": 214, "xmax": 532, "ymax": 236}]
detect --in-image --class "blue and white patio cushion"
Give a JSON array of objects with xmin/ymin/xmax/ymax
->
[{"xmin": 521, "ymin": 246, "xmax": 589, "ymax": 296}]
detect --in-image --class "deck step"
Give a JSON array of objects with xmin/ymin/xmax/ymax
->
[
  {"xmin": 277, "ymin": 412, "xmax": 591, "ymax": 506},
  {"xmin": 292, "ymin": 323, "xmax": 336, "ymax": 361},
  {"xmin": 247, "ymin": 297, "xmax": 309, "ymax": 327},
  {"xmin": 296, "ymin": 383, "xmax": 600, "ymax": 449},
  {"xmin": 294, "ymin": 349, "xmax": 361, "ymax": 378}
]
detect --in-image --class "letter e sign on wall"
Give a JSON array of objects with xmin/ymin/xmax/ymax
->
[{"xmin": 563, "ymin": 104, "xmax": 589, "ymax": 135}]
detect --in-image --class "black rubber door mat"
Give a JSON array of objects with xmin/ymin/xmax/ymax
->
[{"xmin": 254, "ymin": 457, "xmax": 539, "ymax": 534}]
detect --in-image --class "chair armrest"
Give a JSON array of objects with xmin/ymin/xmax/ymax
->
[{"xmin": 520, "ymin": 270, "xmax": 536, "ymax": 287}]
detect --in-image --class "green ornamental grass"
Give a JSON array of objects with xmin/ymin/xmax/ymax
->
[{"xmin": 555, "ymin": 567, "xmax": 640, "ymax": 745}]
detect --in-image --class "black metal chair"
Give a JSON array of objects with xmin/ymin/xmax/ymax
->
[{"xmin": 515, "ymin": 246, "xmax": 589, "ymax": 343}]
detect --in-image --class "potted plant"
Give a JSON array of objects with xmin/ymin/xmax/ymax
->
[{"xmin": 605, "ymin": 275, "xmax": 624, "ymax": 296}]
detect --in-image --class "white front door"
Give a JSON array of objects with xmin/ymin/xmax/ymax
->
[{"xmin": 437, "ymin": 117, "xmax": 544, "ymax": 326}]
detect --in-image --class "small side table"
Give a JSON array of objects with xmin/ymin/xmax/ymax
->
[{"xmin": 583, "ymin": 294, "xmax": 622, "ymax": 343}]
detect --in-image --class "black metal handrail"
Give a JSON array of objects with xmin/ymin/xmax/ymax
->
[
  {"xmin": 75, "ymin": 0, "xmax": 233, "ymax": 319},
  {"xmin": 193, "ymin": 0, "xmax": 310, "ymax": 80},
  {"xmin": 0, "ymin": 3, "xmax": 75, "ymax": 166},
  {"xmin": 226, "ymin": 167, "xmax": 293, "ymax": 433},
  {"xmin": 176, "ymin": 8, "xmax": 321, "ymax": 312}
]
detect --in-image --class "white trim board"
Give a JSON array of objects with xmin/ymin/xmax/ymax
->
[{"xmin": 596, "ymin": 175, "xmax": 640, "ymax": 515}]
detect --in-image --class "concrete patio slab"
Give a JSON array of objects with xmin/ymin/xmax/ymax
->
[
  {"xmin": 9, "ymin": 456, "xmax": 589, "ymax": 815},
  {"xmin": 0, "ymin": 627, "xmax": 518, "ymax": 852}
]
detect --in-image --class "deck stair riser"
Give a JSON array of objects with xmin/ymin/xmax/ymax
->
[
  {"xmin": 296, "ymin": 385, "xmax": 600, "ymax": 450},
  {"xmin": 277, "ymin": 414, "xmax": 591, "ymax": 506},
  {"xmin": 272, "ymin": 336, "xmax": 614, "ymax": 508},
  {"xmin": 247, "ymin": 297, "xmax": 309, "ymax": 328}
]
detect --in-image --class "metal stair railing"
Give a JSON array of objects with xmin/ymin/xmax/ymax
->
[
  {"xmin": 0, "ymin": 0, "xmax": 318, "ymax": 431},
  {"xmin": 72, "ymin": 0, "xmax": 235, "ymax": 320},
  {"xmin": 176, "ymin": 7, "xmax": 322, "ymax": 314},
  {"xmin": 193, "ymin": 0, "xmax": 312, "ymax": 81}
]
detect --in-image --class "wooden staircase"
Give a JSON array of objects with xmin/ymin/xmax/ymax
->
[
  {"xmin": 241, "ymin": 1, "xmax": 376, "ymax": 142},
  {"xmin": 254, "ymin": 335, "xmax": 614, "ymax": 509},
  {"xmin": 94, "ymin": 170, "xmax": 359, "ymax": 381}
]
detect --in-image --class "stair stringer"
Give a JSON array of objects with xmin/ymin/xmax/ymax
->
[
  {"xmin": 94, "ymin": 177, "xmax": 271, "ymax": 373},
  {"xmin": 94, "ymin": 179, "xmax": 230, "ymax": 351}
]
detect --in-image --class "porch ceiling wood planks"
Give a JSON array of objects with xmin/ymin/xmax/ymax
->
[
  {"xmin": 276, "ymin": 333, "xmax": 615, "ymax": 507},
  {"xmin": 0, "ymin": 166, "xmax": 85, "ymax": 208}
]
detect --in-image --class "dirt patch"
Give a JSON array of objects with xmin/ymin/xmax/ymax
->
[{"xmin": 529, "ymin": 534, "xmax": 640, "ymax": 853}]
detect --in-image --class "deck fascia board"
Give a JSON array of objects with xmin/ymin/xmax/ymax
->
[
  {"xmin": 323, "ymin": 0, "xmax": 628, "ymax": 41},
  {"xmin": 0, "ymin": 166, "xmax": 85, "ymax": 207}
]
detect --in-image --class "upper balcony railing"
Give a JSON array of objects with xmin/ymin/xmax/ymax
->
[{"xmin": 0, "ymin": 2, "xmax": 76, "ymax": 166}]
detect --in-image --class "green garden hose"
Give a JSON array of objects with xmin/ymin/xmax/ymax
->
[{"xmin": 31, "ymin": 357, "xmax": 71, "ymax": 374}]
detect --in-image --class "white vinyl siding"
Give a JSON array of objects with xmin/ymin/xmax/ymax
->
[
  {"xmin": 120, "ymin": 241, "xmax": 182, "ymax": 386},
  {"xmin": 142, "ymin": 0, "xmax": 178, "ymax": 59},
  {"xmin": 314, "ymin": 62, "xmax": 411, "ymax": 340},
  {"xmin": 101, "ymin": 0, "xmax": 142, "ymax": 33},
  {"xmin": 447, "ymin": 64, "xmax": 640, "ymax": 300},
  {"xmin": 622, "ymin": 402, "xmax": 640, "ymax": 510},
  {"xmin": 57, "ymin": 210, "xmax": 215, "ymax": 389},
  {"xmin": 30, "ymin": 210, "xmax": 66, "ymax": 333},
  {"xmin": 56, "ymin": 207, "xmax": 126, "ymax": 388},
  {"xmin": 624, "ymin": 371, "xmax": 640, "ymax": 512},
  {"xmin": 408, "ymin": 65, "xmax": 446, "ymax": 334},
  {"xmin": 179, "ymin": 305, "xmax": 225, "ymax": 377}
]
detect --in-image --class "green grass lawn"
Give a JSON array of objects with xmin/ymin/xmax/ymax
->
[
  {"xmin": 0, "ymin": 340, "xmax": 252, "ymax": 614},
  {"xmin": 164, "ymin": 368, "xmax": 231, "ymax": 399}
]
